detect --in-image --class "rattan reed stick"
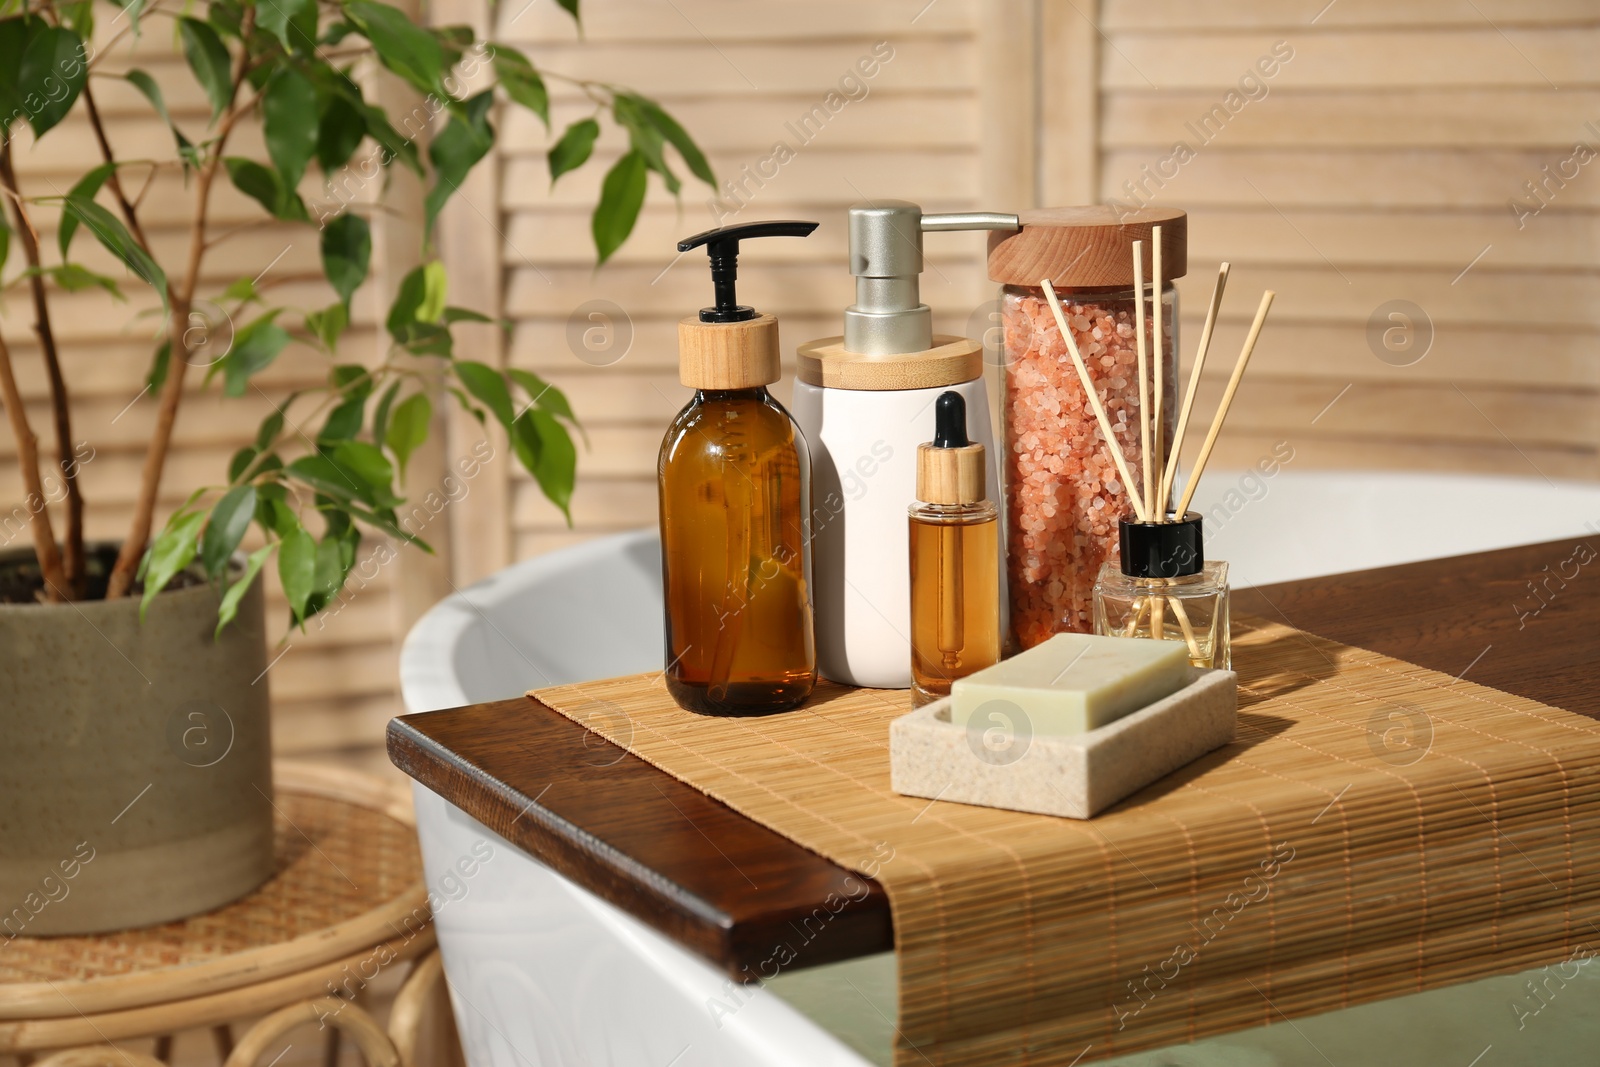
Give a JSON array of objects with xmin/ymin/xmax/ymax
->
[
  {"xmin": 1174, "ymin": 290, "xmax": 1276, "ymax": 519},
  {"xmin": 1151, "ymin": 226, "xmax": 1165, "ymax": 518},
  {"xmin": 1132, "ymin": 240, "xmax": 1153, "ymax": 521},
  {"xmin": 1160, "ymin": 262, "xmax": 1230, "ymax": 510},
  {"xmin": 1042, "ymin": 279, "xmax": 1149, "ymax": 522}
]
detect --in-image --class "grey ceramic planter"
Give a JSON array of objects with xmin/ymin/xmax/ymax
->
[{"xmin": 0, "ymin": 548, "xmax": 276, "ymax": 935}]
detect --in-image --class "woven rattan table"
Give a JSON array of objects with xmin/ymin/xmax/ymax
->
[{"xmin": 0, "ymin": 762, "xmax": 453, "ymax": 1067}]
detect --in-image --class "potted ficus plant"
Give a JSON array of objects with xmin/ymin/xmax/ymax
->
[{"xmin": 0, "ymin": 0, "xmax": 710, "ymax": 934}]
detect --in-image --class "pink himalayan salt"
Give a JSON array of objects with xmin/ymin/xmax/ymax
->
[{"xmin": 1001, "ymin": 288, "xmax": 1175, "ymax": 648}]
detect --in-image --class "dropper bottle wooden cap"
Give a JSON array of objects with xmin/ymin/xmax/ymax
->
[
  {"xmin": 675, "ymin": 220, "xmax": 819, "ymax": 390},
  {"xmin": 916, "ymin": 391, "xmax": 986, "ymax": 505}
]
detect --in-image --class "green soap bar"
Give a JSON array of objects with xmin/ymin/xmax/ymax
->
[{"xmin": 950, "ymin": 633, "xmax": 1191, "ymax": 737}]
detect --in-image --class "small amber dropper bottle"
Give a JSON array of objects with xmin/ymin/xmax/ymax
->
[
  {"xmin": 659, "ymin": 221, "xmax": 819, "ymax": 715},
  {"xmin": 908, "ymin": 391, "xmax": 1000, "ymax": 706}
]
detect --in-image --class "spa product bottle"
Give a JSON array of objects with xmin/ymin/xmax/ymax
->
[
  {"xmin": 1093, "ymin": 512, "xmax": 1230, "ymax": 670},
  {"xmin": 659, "ymin": 221, "xmax": 819, "ymax": 715},
  {"xmin": 792, "ymin": 201, "xmax": 1018, "ymax": 689},
  {"xmin": 908, "ymin": 392, "xmax": 1001, "ymax": 707}
]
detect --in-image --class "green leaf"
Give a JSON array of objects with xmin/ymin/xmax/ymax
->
[
  {"xmin": 278, "ymin": 522, "xmax": 316, "ymax": 623},
  {"xmin": 58, "ymin": 168, "xmax": 114, "ymax": 246},
  {"xmin": 315, "ymin": 89, "xmax": 366, "ymax": 173},
  {"xmin": 613, "ymin": 93, "xmax": 677, "ymax": 195},
  {"xmin": 180, "ymin": 17, "xmax": 233, "ymax": 122},
  {"xmin": 454, "ymin": 360, "xmax": 514, "ymax": 428},
  {"xmin": 0, "ymin": 217, "xmax": 8, "ymax": 273},
  {"xmin": 344, "ymin": 0, "xmax": 446, "ymax": 96},
  {"xmin": 215, "ymin": 543, "xmax": 273, "ymax": 638},
  {"xmin": 124, "ymin": 69, "xmax": 195, "ymax": 163},
  {"xmin": 308, "ymin": 533, "xmax": 347, "ymax": 616},
  {"xmin": 492, "ymin": 46, "xmax": 547, "ymax": 127},
  {"xmin": 218, "ymin": 313, "xmax": 290, "ymax": 396},
  {"xmin": 441, "ymin": 306, "xmax": 494, "ymax": 325},
  {"xmin": 635, "ymin": 96, "xmax": 714, "ymax": 186},
  {"xmin": 0, "ymin": 17, "xmax": 38, "ymax": 134},
  {"xmin": 147, "ymin": 341, "xmax": 170, "ymax": 392},
  {"xmin": 255, "ymin": 408, "xmax": 285, "ymax": 452},
  {"xmin": 263, "ymin": 66, "xmax": 318, "ymax": 189},
  {"xmin": 228, "ymin": 445, "xmax": 257, "ymax": 482},
  {"xmin": 547, "ymin": 118, "xmax": 598, "ymax": 186},
  {"xmin": 385, "ymin": 261, "xmax": 446, "ymax": 341},
  {"xmin": 507, "ymin": 367, "xmax": 583, "ymax": 442},
  {"xmin": 424, "ymin": 90, "xmax": 493, "ymax": 236},
  {"xmin": 592, "ymin": 150, "xmax": 647, "ymax": 265},
  {"xmin": 305, "ymin": 302, "xmax": 348, "ymax": 352},
  {"xmin": 46, "ymin": 263, "xmax": 124, "ymax": 299},
  {"xmin": 319, "ymin": 398, "xmax": 364, "ymax": 443},
  {"xmin": 357, "ymin": 97, "xmax": 421, "ymax": 174},
  {"xmin": 19, "ymin": 26, "xmax": 87, "ymax": 139},
  {"xmin": 321, "ymin": 213, "xmax": 370, "ymax": 305},
  {"xmin": 386, "ymin": 391, "xmax": 430, "ymax": 478},
  {"xmin": 554, "ymin": 0, "xmax": 579, "ymax": 22},
  {"xmin": 346, "ymin": 502, "xmax": 431, "ymax": 551},
  {"xmin": 257, "ymin": 0, "xmax": 317, "ymax": 52},
  {"xmin": 139, "ymin": 509, "xmax": 206, "ymax": 620},
  {"xmin": 371, "ymin": 380, "xmax": 401, "ymax": 446},
  {"xmin": 225, "ymin": 157, "xmax": 309, "ymax": 222},
  {"xmin": 516, "ymin": 409, "xmax": 576, "ymax": 523},
  {"xmin": 201, "ymin": 484, "xmax": 256, "ymax": 582},
  {"xmin": 63, "ymin": 196, "xmax": 166, "ymax": 306},
  {"xmin": 286, "ymin": 454, "xmax": 357, "ymax": 501},
  {"xmin": 61, "ymin": 0, "xmax": 94, "ymax": 40},
  {"xmin": 331, "ymin": 440, "xmax": 395, "ymax": 499}
]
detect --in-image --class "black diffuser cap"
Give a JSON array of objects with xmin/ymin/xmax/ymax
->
[
  {"xmin": 677, "ymin": 220, "xmax": 820, "ymax": 323},
  {"xmin": 1119, "ymin": 512, "xmax": 1204, "ymax": 578},
  {"xmin": 933, "ymin": 391, "xmax": 968, "ymax": 448}
]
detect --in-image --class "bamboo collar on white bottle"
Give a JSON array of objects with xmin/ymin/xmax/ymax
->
[
  {"xmin": 676, "ymin": 221, "xmax": 818, "ymax": 390},
  {"xmin": 916, "ymin": 392, "xmax": 986, "ymax": 505},
  {"xmin": 798, "ymin": 201, "xmax": 1018, "ymax": 391}
]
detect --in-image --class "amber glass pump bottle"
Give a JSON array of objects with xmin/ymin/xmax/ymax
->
[
  {"xmin": 659, "ymin": 221, "xmax": 820, "ymax": 715},
  {"xmin": 909, "ymin": 391, "xmax": 1000, "ymax": 706}
]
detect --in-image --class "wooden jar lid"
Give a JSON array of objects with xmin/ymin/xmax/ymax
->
[
  {"xmin": 678, "ymin": 314, "xmax": 781, "ymax": 389},
  {"xmin": 795, "ymin": 335, "xmax": 982, "ymax": 391},
  {"xmin": 917, "ymin": 442, "xmax": 985, "ymax": 505},
  {"xmin": 986, "ymin": 206, "xmax": 1187, "ymax": 288}
]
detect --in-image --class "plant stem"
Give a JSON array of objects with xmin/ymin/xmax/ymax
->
[
  {"xmin": 106, "ymin": 8, "xmax": 257, "ymax": 599},
  {"xmin": 0, "ymin": 326, "xmax": 68, "ymax": 601},
  {"xmin": 80, "ymin": 82, "xmax": 153, "ymax": 253},
  {"xmin": 0, "ymin": 141, "xmax": 84, "ymax": 597}
]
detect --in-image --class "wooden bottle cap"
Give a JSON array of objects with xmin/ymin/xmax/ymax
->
[
  {"xmin": 795, "ymin": 335, "xmax": 982, "ymax": 391},
  {"xmin": 916, "ymin": 442, "xmax": 985, "ymax": 505},
  {"xmin": 986, "ymin": 206, "xmax": 1187, "ymax": 288},
  {"xmin": 678, "ymin": 314, "xmax": 781, "ymax": 389}
]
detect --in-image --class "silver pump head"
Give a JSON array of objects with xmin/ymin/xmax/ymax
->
[{"xmin": 842, "ymin": 201, "xmax": 1019, "ymax": 356}]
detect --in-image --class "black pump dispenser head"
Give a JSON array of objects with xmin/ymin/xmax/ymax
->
[
  {"xmin": 678, "ymin": 220, "xmax": 820, "ymax": 323},
  {"xmin": 933, "ymin": 391, "xmax": 968, "ymax": 448}
]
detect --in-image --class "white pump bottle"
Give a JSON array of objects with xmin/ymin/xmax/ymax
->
[{"xmin": 791, "ymin": 202, "xmax": 1017, "ymax": 689}]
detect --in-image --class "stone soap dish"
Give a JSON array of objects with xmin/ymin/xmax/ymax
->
[{"xmin": 889, "ymin": 667, "xmax": 1238, "ymax": 819}]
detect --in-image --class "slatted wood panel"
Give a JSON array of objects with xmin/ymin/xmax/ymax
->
[
  {"xmin": 0, "ymin": 27, "xmax": 406, "ymax": 762},
  {"xmin": 489, "ymin": 0, "xmax": 991, "ymax": 560},
  {"xmin": 1092, "ymin": 0, "xmax": 1600, "ymax": 478}
]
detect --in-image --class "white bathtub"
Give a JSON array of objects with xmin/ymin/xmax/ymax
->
[{"xmin": 400, "ymin": 470, "xmax": 1600, "ymax": 1067}]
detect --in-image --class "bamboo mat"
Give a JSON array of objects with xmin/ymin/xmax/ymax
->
[{"xmin": 531, "ymin": 617, "xmax": 1600, "ymax": 1065}]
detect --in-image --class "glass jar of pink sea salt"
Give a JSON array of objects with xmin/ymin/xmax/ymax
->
[{"xmin": 986, "ymin": 207, "xmax": 1186, "ymax": 648}]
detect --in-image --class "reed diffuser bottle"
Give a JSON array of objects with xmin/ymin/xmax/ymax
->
[
  {"xmin": 659, "ymin": 221, "xmax": 819, "ymax": 715},
  {"xmin": 908, "ymin": 392, "xmax": 1000, "ymax": 706},
  {"xmin": 1094, "ymin": 513, "xmax": 1230, "ymax": 669}
]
